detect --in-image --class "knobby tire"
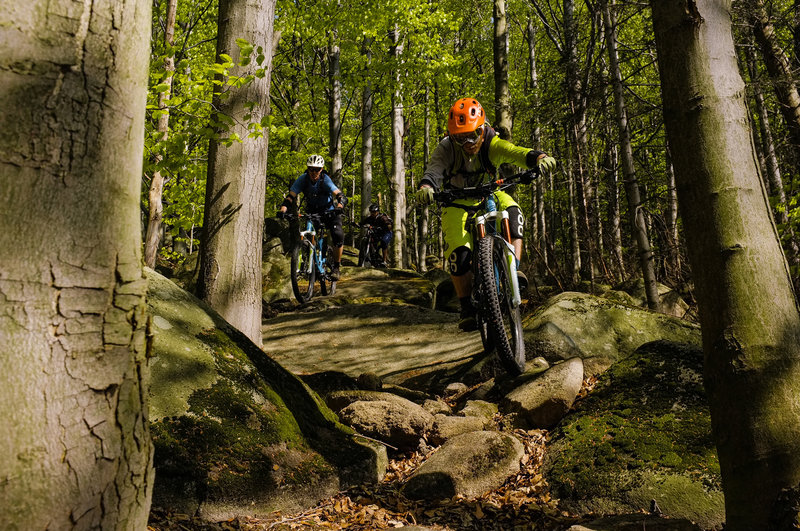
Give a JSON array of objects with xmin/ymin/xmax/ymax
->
[
  {"xmin": 291, "ymin": 240, "xmax": 316, "ymax": 303},
  {"xmin": 476, "ymin": 236, "xmax": 525, "ymax": 376}
]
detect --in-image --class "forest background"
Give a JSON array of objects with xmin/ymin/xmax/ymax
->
[
  {"xmin": 5, "ymin": 0, "xmax": 800, "ymax": 528},
  {"xmin": 144, "ymin": 0, "xmax": 800, "ymax": 299}
]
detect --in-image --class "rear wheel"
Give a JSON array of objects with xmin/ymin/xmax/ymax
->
[
  {"xmin": 476, "ymin": 236, "xmax": 525, "ymax": 376},
  {"xmin": 290, "ymin": 240, "xmax": 316, "ymax": 303}
]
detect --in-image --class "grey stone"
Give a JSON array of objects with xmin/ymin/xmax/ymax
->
[
  {"xmin": 501, "ymin": 357, "xmax": 584, "ymax": 429},
  {"xmin": 402, "ymin": 431, "xmax": 524, "ymax": 500}
]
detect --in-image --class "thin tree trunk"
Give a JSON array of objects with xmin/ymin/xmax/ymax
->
[
  {"xmin": 328, "ymin": 30, "xmax": 343, "ymax": 185},
  {"xmin": 360, "ymin": 37, "xmax": 374, "ymax": 220},
  {"xmin": 419, "ymin": 87, "xmax": 431, "ymax": 272},
  {"xmin": 749, "ymin": 0, "xmax": 800, "ymax": 154},
  {"xmin": 493, "ymin": 0, "xmax": 512, "ymax": 140},
  {"xmin": 603, "ymin": 0, "xmax": 660, "ymax": 309},
  {"xmin": 665, "ymin": 147, "xmax": 681, "ymax": 281},
  {"xmin": 390, "ymin": 26, "xmax": 406, "ymax": 267},
  {"xmin": 652, "ymin": 1, "xmax": 800, "ymax": 527},
  {"xmin": 607, "ymin": 138, "xmax": 625, "ymax": 279},
  {"xmin": 564, "ymin": 0, "xmax": 594, "ymax": 282},
  {"xmin": 198, "ymin": 0, "xmax": 275, "ymax": 346},
  {"xmin": 0, "ymin": 0, "xmax": 154, "ymax": 527},
  {"xmin": 145, "ymin": 0, "xmax": 179, "ymax": 268}
]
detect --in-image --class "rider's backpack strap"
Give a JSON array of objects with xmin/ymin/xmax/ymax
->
[{"xmin": 478, "ymin": 126, "xmax": 497, "ymax": 176}]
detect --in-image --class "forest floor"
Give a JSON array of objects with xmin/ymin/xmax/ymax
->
[{"xmin": 146, "ymin": 381, "xmax": 602, "ymax": 531}]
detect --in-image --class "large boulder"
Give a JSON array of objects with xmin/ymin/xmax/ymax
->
[
  {"xmin": 542, "ymin": 341, "xmax": 724, "ymax": 530},
  {"xmin": 523, "ymin": 292, "xmax": 700, "ymax": 375},
  {"xmin": 146, "ymin": 269, "xmax": 386, "ymax": 520},
  {"xmin": 402, "ymin": 431, "xmax": 524, "ymax": 500}
]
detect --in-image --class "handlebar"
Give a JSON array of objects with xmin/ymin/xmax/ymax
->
[{"xmin": 432, "ymin": 168, "xmax": 537, "ymax": 205}]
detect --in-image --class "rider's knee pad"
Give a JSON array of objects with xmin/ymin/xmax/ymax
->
[
  {"xmin": 507, "ymin": 206, "xmax": 524, "ymax": 240},
  {"xmin": 447, "ymin": 245, "xmax": 472, "ymax": 276}
]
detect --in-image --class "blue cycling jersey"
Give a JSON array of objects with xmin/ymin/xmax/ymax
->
[{"xmin": 289, "ymin": 171, "xmax": 338, "ymax": 212}]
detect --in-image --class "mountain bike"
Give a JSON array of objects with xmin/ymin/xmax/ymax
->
[
  {"xmin": 357, "ymin": 224, "xmax": 386, "ymax": 268},
  {"xmin": 432, "ymin": 169, "xmax": 537, "ymax": 376},
  {"xmin": 288, "ymin": 211, "xmax": 339, "ymax": 303}
]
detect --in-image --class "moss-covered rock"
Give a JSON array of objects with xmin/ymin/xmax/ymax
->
[
  {"xmin": 542, "ymin": 340, "xmax": 723, "ymax": 529},
  {"xmin": 523, "ymin": 292, "xmax": 701, "ymax": 375},
  {"xmin": 146, "ymin": 269, "xmax": 386, "ymax": 520},
  {"xmin": 262, "ymin": 237, "xmax": 293, "ymax": 303}
]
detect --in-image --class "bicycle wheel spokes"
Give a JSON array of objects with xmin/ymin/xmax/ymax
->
[{"xmin": 290, "ymin": 240, "xmax": 315, "ymax": 303}]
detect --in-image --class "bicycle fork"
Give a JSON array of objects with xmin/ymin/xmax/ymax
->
[
  {"xmin": 475, "ymin": 210, "xmax": 522, "ymax": 308},
  {"xmin": 300, "ymin": 222, "xmax": 316, "ymax": 275}
]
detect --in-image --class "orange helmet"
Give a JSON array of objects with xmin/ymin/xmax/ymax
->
[{"xmin": 448, "ymin": 98, "xmax": 485, "ymax": 135}]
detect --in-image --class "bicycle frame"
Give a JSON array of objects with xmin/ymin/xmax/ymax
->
[{"xmin": 299, "ymin": 216, "xmax": 328, "ymax": 277}]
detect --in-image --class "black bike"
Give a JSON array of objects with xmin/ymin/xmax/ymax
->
[
  {"xmin": 357, "ymin": 224, "xmax": 387, "ymax": 268},
  {"xmin": 433, "ymin": 170, "xmax": 537, "ymax": 375},
  {"xmin": 288, "ymin": 211, "xmax": 338, "ymax": 303}
]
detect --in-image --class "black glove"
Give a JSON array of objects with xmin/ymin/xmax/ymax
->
[
  {"xmin": 276, "ymin": 211, "xmax": 288, "ymax": 220},
  {"xmin": 520, "ymin": 171, "xmax": 536, "ymax": 185}
]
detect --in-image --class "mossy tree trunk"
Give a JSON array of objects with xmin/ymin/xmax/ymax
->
[
  {"xmin": 199, "ymin": 0, "xmax": 276, "ymax": 346},
  {"xmin": 0, "ymin": 0, "xmax": 154, "ymax": 528},
  {"xmin": 651, "ymin": 1, "xmax": 800, "ymax": 528}
]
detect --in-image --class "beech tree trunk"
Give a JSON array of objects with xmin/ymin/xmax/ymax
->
[
  {"xmin": 328, "ymin": 30, "xmax": 343, "ymax": 185},
  {"xmin": 0, "ymin": 0, "xmax": 154, "ymax": 528},
  {"xmin": 198, "ymin": 0, "xmax": 275, "ymax": 346},
  {"xmin": 651, "ymin": 1, "xmax": 800, "ymax": 527},
  {"xmin": 361, "ymin": 37, "xmax": 374, "ymax": 220},
  {"xmin": 493, "ymin": 0, "xmax": 512, "ymax": 140},
  {"xmin": 390, "ymin": 27, "xmax": 406, "ymax": 267},
  {"xmin": 603, "ymin": 0, "xmax": 660, "ymax": 310},
  {"xmin": 144, "ymin": 0, "xmax": 178, "ymax": 268}
]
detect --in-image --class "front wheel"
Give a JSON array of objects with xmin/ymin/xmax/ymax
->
[
  {"xmin": 291, "ymin": 240, "xmax": 316, "ymax": 303},
  {"xmin": 476, "ymin": 236, "xmax": 525, "ymax": 376},
  {"xmin": 357, "ymin": 238, "xmax": 369, "ymax": 267}
]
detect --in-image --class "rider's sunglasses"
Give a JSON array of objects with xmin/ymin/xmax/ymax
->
[
  {"xmin": 451, "ymin": 125, "xmax": 483, "ymax": 146},
  {"xmin": 308, "ymin": 167, "xmax": 322, "ymax": 173}
]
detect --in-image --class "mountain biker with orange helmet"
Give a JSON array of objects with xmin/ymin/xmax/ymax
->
[{"xmin": 415, "ymin": 98, "xmax": 556, "ymax": 332}]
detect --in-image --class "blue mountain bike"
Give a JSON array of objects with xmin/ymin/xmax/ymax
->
[
  {"xmin": 433, "ymin": 169, "xmax": 537, "ymax": 376},
  {"xmin": 289, "ymin": 211, "xmax": 338, "ymax": 303}
]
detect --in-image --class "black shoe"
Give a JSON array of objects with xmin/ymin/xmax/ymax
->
[
  {"xmin": 517, "ymin": 271, "xmax": 528, "ymax": 293},
  {"xmin": 330, "ymin": 264, "xmax": 340, "ymax": 281},
  {"xmin": 458, "ymin": 307, "xmax": 478, "ymax": 332}
]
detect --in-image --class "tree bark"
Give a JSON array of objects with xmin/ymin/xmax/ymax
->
[
  {"xmin": 493, "ymin": 0, "xmax": 512, "ymax": 140},
  {"xmin": 390, "ymin": 27, "xmax": 406, "ymax": 267},
  {"xmin": 651, "ymin": 1, "xmax": 800, "ymax": 527},
  {"xmin": 145, "ymin": 0, "xmax": 178, "ymax": 268},
  {"xmin": 198, "ymin": 0, "xmax": 275, "ymax": 346},
  {"xmin": 360, "ymin": 37, "xmax": 374, "ymax": 220},
  {"xmin": 0, "ymin": 0, "xmax": 154, "ymax": 527},
  {"xmin": 749, "ymin": 0, "xmax": 800, "ymax": 155},
  {"xmin": 603, "ymin": 0, "xmax": 660, "ymax": 310},
  {"xmin": 328, "ymin": 30, "xmax": 343, "ymax": 185}
]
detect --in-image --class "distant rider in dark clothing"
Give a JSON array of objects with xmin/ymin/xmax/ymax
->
[
  {"xmin": 360, "ymin": 203, "xmax": 393, "ymax": 265},
  {"xmin": 278, "ymin": 154, "xmax": 345, "ymax": 280}
]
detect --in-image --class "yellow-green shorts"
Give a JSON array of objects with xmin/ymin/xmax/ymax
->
[{"xmin": 441, "ymin": 190, "xmax": 519, "ymax": 257}]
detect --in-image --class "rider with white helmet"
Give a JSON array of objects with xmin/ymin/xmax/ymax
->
[{"xmin": 278, "ymin": 154, "xmax": 346, "ymax": 280}]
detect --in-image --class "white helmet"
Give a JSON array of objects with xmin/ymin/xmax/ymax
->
[{"xmin": 306, "ymin": 154, "xmax": 325, "ymax": 168}]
